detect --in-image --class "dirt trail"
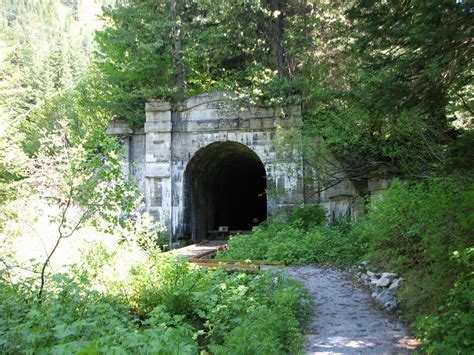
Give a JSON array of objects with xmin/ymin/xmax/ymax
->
[{"xmin": 286, "ymin": 266, "xmax": 419, "ymax": 354}]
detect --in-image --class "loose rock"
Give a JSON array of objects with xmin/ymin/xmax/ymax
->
[
  {"xmin": 381, "ymin": 272, "xmax": 398, "ymax": 279},
  {"xmin": 352, "ymin": 262, "xmax": 403, "ymax": 311},
  {"xmin": 389, "ymin": 277, "xmax": 404, "ymax": 290},
  {"xmin": 376, "ymin": 276, "xmax": 391, "ymax": 287}
]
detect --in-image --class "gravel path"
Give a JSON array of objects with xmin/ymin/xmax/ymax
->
[{"xmin": 286, "ymin": 266, "xmax": 419, "ymax": 354}]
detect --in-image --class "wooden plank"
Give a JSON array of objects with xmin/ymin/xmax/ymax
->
[
  {"xmin": 192, "ymin": 245, "xmax": 227, "ymax": 259},
  {"xmin": 188, "ymin": 258, "xmax": 284, "ymax": 266},
  {"xmin": 192, "ymin": 263, "xmax": 261, "ymax": 271},
  {"xmin": 169, "ymin": 240, "xmax": 227, "ymax": 258}
]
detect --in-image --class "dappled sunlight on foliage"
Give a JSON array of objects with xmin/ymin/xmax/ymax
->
[
  {"xmin": 0, "ymin": 0, "xmax": 472, "ymax": 353},
  {"xmin": 0, "ymin": 241, "xmax": 311, "ymax": 353},
  {"xmin": 220, "ymin": 183, "xmax": 474, "ymax": 352}
]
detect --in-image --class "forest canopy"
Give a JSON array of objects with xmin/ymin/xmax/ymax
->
[
  {"xmin": 1, "ymin": 0, "xmax": 472, "ymax": 186},
  {"xmin": 0, "ymin": 1, "xmax": 473, "ymax": 353},
  {"xmin": 93, "ymin": 0, "xmax": 473, "ymax": 181}
]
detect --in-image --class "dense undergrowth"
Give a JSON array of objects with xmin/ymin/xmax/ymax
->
[
  {"xmin": 358, "ymin": 179, "xmax": 474, "ymax": 354},
  {"xmin": 217, "ymin": 205, "xmax": 364, "ymax": 267},
  {"xmin": 219, "ymin": 179, "xmax": 474, "ymax": 353},
  {"xmin": 0, "ymin": 247, "xmax": 310, "ymax": 354}
]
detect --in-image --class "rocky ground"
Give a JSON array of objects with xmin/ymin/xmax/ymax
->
[{"xmin": 286, "ymin": 266, "xmax": 419, "ymax": 354}]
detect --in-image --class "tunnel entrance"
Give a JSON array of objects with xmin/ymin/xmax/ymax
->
[{"xmin": 183, "ymin": 141, "xmax": 267, "ymax": 241}]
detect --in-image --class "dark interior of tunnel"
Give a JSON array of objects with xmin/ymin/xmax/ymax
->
[
  {"xmin": 183, "ymin": 142, "xmax": 267, "ymax": 241},
  {"xmin": 212, "ymin": 158, "xmax": 266, "ymax": 230}
]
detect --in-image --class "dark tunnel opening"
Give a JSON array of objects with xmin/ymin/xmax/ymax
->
[{"xmin": 183, "ymin": 141, "xmax": 267, "ymax": 241}]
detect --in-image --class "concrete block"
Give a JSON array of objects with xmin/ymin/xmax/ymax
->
[
  {"xmin": 144, "ymin": 119, "xmax": 172, "ymax": 133},
  {"xmin": 145, "ymin": 100, "xmax": 171, "ymax": 112},
  {"xmin": 145, "ymin": 163, "xmax": 170, "ymax": 178},
  {"xmin": 106, "ymin": 119, "xmax": 132, "ymax": 135},
  {"xmin": 368, "ymin": 177, "xmax": 389, "ymax": 192}
]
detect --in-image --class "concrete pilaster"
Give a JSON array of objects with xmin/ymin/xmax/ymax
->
[
  {"xmin": 144, "ymin": 101, "xmax": 173, "ymax": 232},
  {"xmin": 105, "ymin": 118, "xmax": 132, "ymax": 178}
]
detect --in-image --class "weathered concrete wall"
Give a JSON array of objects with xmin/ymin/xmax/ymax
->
[
  {"xmin": 368, "ymin": 174, "xmax": 389, "ymax": 206},
  {"xmin": 108, "ymin": 92, "xmax": 361, "ymax": 239}
]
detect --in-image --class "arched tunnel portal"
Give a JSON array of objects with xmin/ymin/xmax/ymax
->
[{"xmin": 183, "ymin": 141, "xmax": 267, "ymax": 241}]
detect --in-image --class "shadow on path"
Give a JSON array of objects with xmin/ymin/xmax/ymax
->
[{"xmin": 286, "ymin": 266, "xmax": 419, "ymax": 354}]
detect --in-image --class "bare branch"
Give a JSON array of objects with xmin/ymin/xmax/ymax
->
[{"xmin": 38, "ymin": 185, "xmax": 73, "ymax": 300}]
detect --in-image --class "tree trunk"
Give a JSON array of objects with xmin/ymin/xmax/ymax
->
[
  {"xmin": 171, "ymin": 0, "xmax": 185, "ymax": 99},
  {"xmin": 270, "ymin": 0, "xmax": 284, "ymax": 77}
]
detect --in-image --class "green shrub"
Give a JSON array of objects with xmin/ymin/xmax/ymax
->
[
  {"xmin": 210, "ymin": 307, "xmax": 293, "ymax": 355},
  {"xmin": 413, "ymin": 248, "xmax": 474, "ymax": 354},
  {"xmin": 358, "ymin": 179, "xmax": 473, "ymax": 272},
  {"xmin": 356, "ymin": 179, "xmax": 474, "ymax": 353},
  {"xmin": 218, "ymin": 218, "xmax": 364, "ymax": 266},
  {"xmin": 0, "ymin": 275, "xmax": 198, "ymax": 354},
  {"xmin": 0, "ymin": 249, "xmax": 311, "ymax": 354},
  {"xmin": 286, "ymin": 204, "xmax": 328, "ymax": 230}
]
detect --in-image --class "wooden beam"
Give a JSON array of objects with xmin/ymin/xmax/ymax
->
[
  {"xmin": 192, "ymin": 245, "xmax": 227, "ymax": 259},
  {"xmin": 188, "ymin": 258, "xmax": 285, "ymax": 266},
  {"xmin": 192, "ymin": 263, "xmax": 261, "ymax": 271}
]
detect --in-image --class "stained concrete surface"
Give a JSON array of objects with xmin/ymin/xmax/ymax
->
[{"xmin": 108, "ymin": 92, "xmax": 365, "ymax": 240}]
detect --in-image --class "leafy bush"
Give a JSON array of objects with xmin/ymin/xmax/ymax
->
[
  {"xmin": 413, "ymin": 248, "xmax": 474, "ymax": 353},
  {"xmin": 119, "ymin": 212, "xmax": 170, "ymax": 253},
  {"xmin": 0, "ymin": 246, "xmax": 311, "ymax": 354},
  {"xmin": 356, "ymin": 179, "xmax": 474, "ymax": 353},
  {"xmin": 357, "ymin": 180, "xmax": 473, "ymax": 272},
  {"xmin": 286, "ymin": 204, "xmax": 328, "ymax": 230},
  {"xmin": 218, "ymin": 218, "xmax": 364, "ymax": 266},
  {"xmin": 0, "ymin": 275, "xmax": 197, "ymax": 354}
]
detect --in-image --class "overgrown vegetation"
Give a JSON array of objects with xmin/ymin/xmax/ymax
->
[
  {"xmin": 221, "ymin": 180, "xmax": 474, "ymax": 353},
  {"xmin": 1, "ymin": 0, "xmax": 473, "ymax": 353},
  {"xmin": 218, "ymin": 205, "xmax": 364, "ymax": 266},
  {"xmin": 91, "ymin": 0, "xmax": 473, "ymax": 183},
  {"xmin": 356, "ymin": 179, "xmax": 474, "ymax": 353},
  {"xmin": 0, "ymin": 246, "xmax": 310, "ymax": 354}
]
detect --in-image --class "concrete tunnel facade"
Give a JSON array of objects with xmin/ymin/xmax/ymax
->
[{"xmin": 106, "ymin": 92, "xmax": 361, "ymax": 242}]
